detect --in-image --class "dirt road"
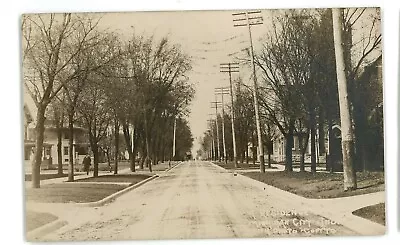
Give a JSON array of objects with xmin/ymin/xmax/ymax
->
[{"xmin": 40, "ymin": 161, "xmax": 356, "ymax": 241}]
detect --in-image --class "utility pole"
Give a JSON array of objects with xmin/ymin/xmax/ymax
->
[
  {"xmin": 210, "ymin": 138, "xmax": 214, "ymax": 160},
  {"xmin": 206, "ymin": 124, "xmax": 215, "ymax": 161},
  {"xmin": 232, "ymin": 10, "xmax": 265, "ymax": 173},
  {"xmin": 215, "ymin": 87, "xmax": 230, "ymax": 164},
  {"xmin": 220, "ymin": 63, "xmax": 239, "ymax": 168},
  {"xmin": 209, "ymin": 103, "xmax": 222, "ymax": 162},
  {"xmin": 332, "ymin": 8, "xmax": 357, "ymax": 191}
]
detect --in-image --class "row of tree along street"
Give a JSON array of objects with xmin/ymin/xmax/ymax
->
[
  {"xmin": 199, "ymin": 8, "xmax": 382, "ymax": 191},
  {"xmin": 23, "ymin": 14, "xmax": 195, "ymax": 188}
]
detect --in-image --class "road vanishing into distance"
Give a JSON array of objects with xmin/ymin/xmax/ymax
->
[{"xmin": 36, "ymin": 161, "xmax": 359, "ymax": 241}]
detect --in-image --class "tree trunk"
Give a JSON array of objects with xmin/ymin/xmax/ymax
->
[
  {"xmin": 318, "ymin": 111, "xmax": 326, "ymax": 156},
  {"xmin": 140, "ymin": 149, "xmax": 146, "ymax": 169},
  {"xmin": 154, "ymin": 154, "xmax": 158, "ymax": 166},
  {"xmin": 285, "ymin": 133, "xmax": 293, "ymax": 172},
  {"xmin": 106, "ymin": 150, "xmax": 111, "ymax": 168},
  {"xmin": 268, "ymin": 153, "xmax": 271, "ymax": 168},
  {"xmin": 68, "ymin": 112, "xmax": 74, "ymax": 182},
  {"xmin": 131, "ymin": 128, "xmax": 138, "ymax": 172},
  {"xmin": 267, "ymin": 140, "xmax": 272, "ymax": 168},
  {"xmin": 56, "ymin": 124, "xmax": 63, "ymax": 175},
  {"xmin": 245, "ymin": 145, "xmax": 249, "ymax": 164},
  {"xmin": 310, "ymin": 111, "xmax": 317, "ymax": 173},
  {"xmin": 327, "ymin": 115, "xmax": 334, "ymax": 172},
  {"xmin": 252, "ymin": 132, "xmax": 256, "ymax": 164},
  {"xmin": 146, "ymin": 138, "xmax": 152, "ymax": 172},
  {"xmin": 122, "ymin": 122, "xmax": 137, "ymax": 172},
  {"xmin": 300, "ymin": 129, "xmax": 310, "ymax": 172},
  {"xmin": 310, "ymin": 127, "xmax": 317, "ymax": 173},
  {"xmin": 93, "ymin": 145, "xmax": 99, "ymax": 177},
  {"xmin": 114, "ymin": 120, "xmax": 119, "ymax": 175},
  {"xmin": 161, "ymin": 145, "xmax": 166, "ymax": 163},
  {"xmin": 128, "ymin": 151, "xmax": 135, "ymax": 170},
  {"xmin": 299, "ymin": 133, "xmax": 305, "ymax": 172},
  {"xmin": 32, "ymin": 105, "xmax": 46, "ymax": 188},
  {"xmin": 144, "ymin": 121, "xmax": 152, "ymax": 172},
  {"xmin": 332, "ymin": 8, "xmax": 357, "ymax": 190},
  {"xmin": 284, "ymin": 122, "xmax": 295, "ymax": 172},
  {"xmin": 144, "ymin": 133, "xmax": 152, "ymax": 172}
]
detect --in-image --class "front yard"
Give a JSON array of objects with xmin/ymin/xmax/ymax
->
[
  {"xmin": 25, "ymin": 183, "xmax": 126, "ymax": 203},
  {"xmin": 352, "ymin": 203, "xmax": 385, "ymax": 226},
  {"xmin": 75, "ymin": 174, "xmax": 151, "ymax": 184},
  {"xmin": 241, "ymin": 171, "xmax": 384, "ymax": 199}
]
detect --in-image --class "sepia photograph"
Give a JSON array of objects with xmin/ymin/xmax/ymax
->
[{"xmin": 21, "ymin": 7, "xmax": 385, "ymax": 241}]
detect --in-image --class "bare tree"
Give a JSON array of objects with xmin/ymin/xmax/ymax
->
[
  {"xmin": 78, "ymin": 75, "xmax": 113, "ymax": 177},
  {"xmin": 126, "ymin": 35, "xmax": 192, "ymax": 171},
  {"xmin": 343, "ymin": 8, "xmax": 382, "ymax": 172},
  {"xmin": 255, "ymin": 10, "xmax": 317, "ymax": 172},
  {"xmin": 22, "ymin": 13, "xmax": 102, "ymax": 188}
]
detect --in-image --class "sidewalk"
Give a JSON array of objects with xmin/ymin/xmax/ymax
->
[
  {"xmin": 213, "ymin": 162, "xmax": 385, "ymax": 235},
  {"xmin": 24, "ymin": 161, "xmax": 181, "ymax": 188},
  {"xmin": 25, "ymin": 170, "xmax": 125, "ymax": 189}
]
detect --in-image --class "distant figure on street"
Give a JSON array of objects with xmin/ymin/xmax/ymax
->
[{"xmin": 83, "ymin": 155, "xmax": 91, "ymax": 175}]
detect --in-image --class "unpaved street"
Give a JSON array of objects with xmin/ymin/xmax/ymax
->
[{"xmin": 40, "ymin": 161, "xmax": 356, "ymax": 241}]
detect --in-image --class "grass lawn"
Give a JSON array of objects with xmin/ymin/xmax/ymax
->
[
  {"xmin": 215, "ymin": 162, "xmax": 278, "ymax": 170},
  {"xmin": 75, "ymin": 174, "xmax": 151, "ymax": 184},
  {"xmin": 25, "ymin": 173, "xmax": 82, "ymax": 181},
  {"xmin": 25, "ymin": 183, "xmax": 126, "ymax": 203},
  {"xmin": 26, "ymin": 210, "xmax": 58, "ymax": 232},
  {"xmin": 353, "ymin": 203, "xmax": 385, "ymax": 226},
  {"xmin": 84, "ymin": 160, "xmax": 175, "ymax": 172},
  {"xmin": 242, "ymin": 171, "xmax": 384, "ymax": 199}
]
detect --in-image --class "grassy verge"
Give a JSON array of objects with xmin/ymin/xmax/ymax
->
[
  {"xmin": 25, "ymin": 183, "xmax": 126, "ymax": 203},
  {"xmin": 25, "ymin": 173, "xmax": 82, "ymax": 181},
  {"xmin": 242, "ymin": 171, "xmax": 384, "ymax": 199},
  {"xmin": 215, "ymin": 162, "xmax": 278, "ymax": 170},
  {"xmin": 26, "ymin": 210, "xmax": 58, "ymax": 232},
  {"xmin": 75, "ymin": 174, "xmax": 151, "ymax": 184},
  {"xmin": 352, "ymin": 203, "xmax": 385, "ymax": 226},
  {"xmin": 83, "ymin": 161, "xmax": 176, "ymax": 172}
]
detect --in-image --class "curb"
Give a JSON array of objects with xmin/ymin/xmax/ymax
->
[
  {"xmin": 26, "ymin": 219, "xmax": 68, "ymax": 241},
  {"xmin": 77, "ymin": 162, "xmax": 181, "ymax": 207},
  {"xmin": 77, "ymin": 174, "xmax": 159, "ymax": 207},
  {"xmin": 165, "ymin": 162, "xmax": 181, "ymax": 172}
]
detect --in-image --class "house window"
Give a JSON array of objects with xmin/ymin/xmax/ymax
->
[
  {"xmin": 45, "ymin": 147, "xmax": 51, "ymax": 156},
  {"xmin": 64, "ymin": 133, "xmax": 69, "ymax": 140},
  {"xmin": 64, "ymin": 146, "xmax": 69, "ymax": 156}
]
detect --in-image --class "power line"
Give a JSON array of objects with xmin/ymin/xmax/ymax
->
[{"xmin": 232, "ymin": 10, "xmax": 266, "ymax": 172}]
